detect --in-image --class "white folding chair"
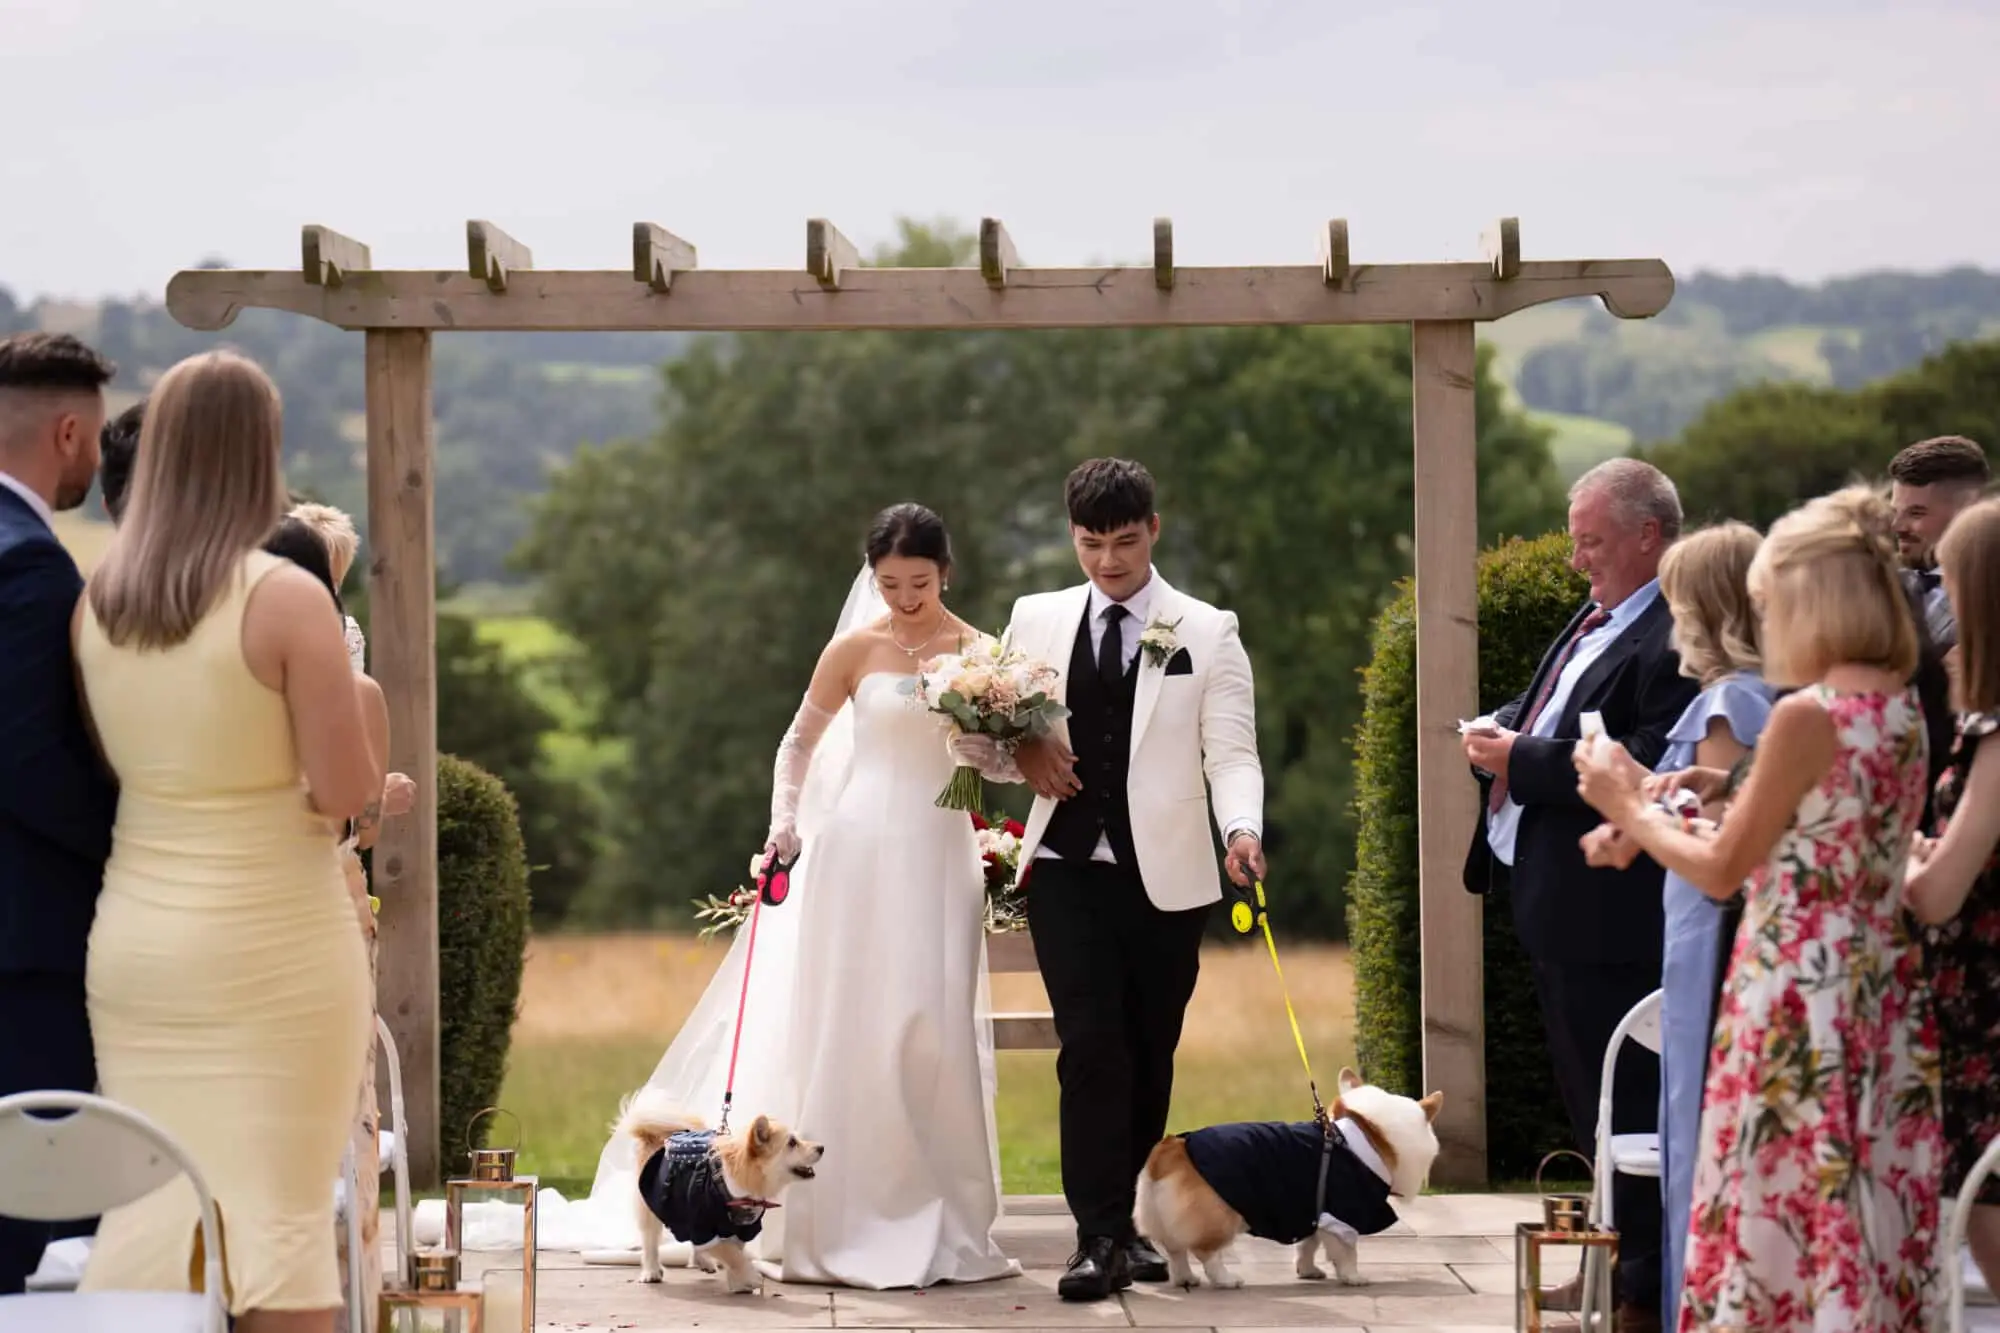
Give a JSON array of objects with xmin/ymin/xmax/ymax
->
[
  {"xmin": 334, "ymin": 1017, "xmax": 414, "ymax": 1327},
  {"xmin": 0, "ymin": 1091, "xmax": 227, "ymax": 1333},
  {"xmin": 1947, "ymin": 1134, "xmax": 2000, "ymax": 1333},
  {"xmin": 1580, "ymin": 988, "xmax": 1664, "ymax": 1329}
]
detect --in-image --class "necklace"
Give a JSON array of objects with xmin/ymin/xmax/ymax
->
[{"xmin": 891, "ymin": 611, "xmax": 947, "ymax": 657}]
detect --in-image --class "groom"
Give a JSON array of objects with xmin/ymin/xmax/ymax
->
[{"xmin": 965, "ymin": 458, "xmax": 1266, "ymax": 1301}]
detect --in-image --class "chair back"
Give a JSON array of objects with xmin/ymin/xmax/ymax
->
[
  {"xmin": 1946, "ymin": 1134, "xmax": 2000, "ymax": 1333},
  {"xmin": 0, "ymin": 1093, "xmax": 204, "ymax": 1222},
  {"xmin": 1620, "ymin": 989, "xmax": 1664, "ymax": 1055},
  {"xmin": 0, "ymin": 1091, "xmax": 227, "ymax": 1333}
]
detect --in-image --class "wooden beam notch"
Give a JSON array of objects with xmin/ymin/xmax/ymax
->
[
  {"xmin": 632, "ymin": 222, "xmax": 698, "ymax": 293},
  {"xmin": 978, "ymin": 218, "xmax": 1021, "ymax": 289},
  {"xmin": 467, "ymin": 220, "xmax": 533, "ymax": 294},
  {"xmin": 1483, "ymin": 216, "xmax": 1521, "ymax": 280},
  {"xmin": 1153, "ymin": 218, "xmax": 1174, "ymax": 291},
  {"xmin": 1321, "ymin": 219, "xmax": 1351, "ymax": 285},
  {"xmin": 806, "ymin": 219, "xmax": 860, "ymax": 291},
  {"xmin": 302, "ymin": 225, "xmax": 372, "ymax": 288}
]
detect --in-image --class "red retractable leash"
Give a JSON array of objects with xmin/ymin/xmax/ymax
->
[{"xmin": 718, "ymin": 847, "xmax": 796, "ymax": 1135}]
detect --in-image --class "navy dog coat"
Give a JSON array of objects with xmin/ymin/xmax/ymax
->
[
  {"xmin": 1179, "ymin": 1120, "xmax": 1398, "ymax": 1246},
  {"xmin": 638, "ymin": 1130, "xmax": 770, "ymax": 1247}
]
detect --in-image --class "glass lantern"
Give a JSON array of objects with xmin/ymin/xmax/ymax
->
[
  {"xmin": 1513, "ymin": 1220, "xmax": 1617, "ymax": 1332},
  {"xmin": 442, "ymin": 1108, "xmax": 536, "ymax": 1333}
]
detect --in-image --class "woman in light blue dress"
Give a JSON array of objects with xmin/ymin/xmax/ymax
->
[{"xmin": 1643, "ymin": 522, "xmax": 1775, "ymax": 1330}]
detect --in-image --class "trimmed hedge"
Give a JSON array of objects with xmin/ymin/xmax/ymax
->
[
  {"xmin": 1347, "ymin": 533, "xmax": 1590, "ymax": 1180},
  {"xmin": 438, "ymin": 754, "xmax": 532, "ymax": 1161}
]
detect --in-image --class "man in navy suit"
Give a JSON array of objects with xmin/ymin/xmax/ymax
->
[{"xmin": 0, "ymin": 332, "xmax": 120, "ymax": 1294}]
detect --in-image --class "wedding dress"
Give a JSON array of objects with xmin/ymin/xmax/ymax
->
[{"xmin": 485, "ymin": 568, "xmax": 1018, "ymax": 1290}]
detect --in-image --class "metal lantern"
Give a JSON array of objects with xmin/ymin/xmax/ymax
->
[
  {"xmin": 442, "ymin": 1108, "xmax": 536, "ymax": 1333},
  {"xmin": 378, "ymin": 1285, "xmax": 482, "ymax": 1333},
  {"xmin": 1514, "ymin": 1152, "xmax": 1617, "ymax": 1333}
]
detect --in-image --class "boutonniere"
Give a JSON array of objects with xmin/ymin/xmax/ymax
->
[{"xmin": 1139, "ymin": 615, "xmax": 1183, "ymax": 668}]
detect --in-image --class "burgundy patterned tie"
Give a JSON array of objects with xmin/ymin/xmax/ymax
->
[{"xmin": 1486, "ymin": 606, "xmax": 1611, "ymax": 814}]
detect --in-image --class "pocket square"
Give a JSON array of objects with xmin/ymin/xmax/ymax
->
[{"xmin": 1164, "ymin": 647, "xmax": 1194, "ymax": 676}]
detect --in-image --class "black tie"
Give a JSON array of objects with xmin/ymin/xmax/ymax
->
[{"xmin": 1098, "ymin": 604, "xmax": 1130, "ymax": 687}]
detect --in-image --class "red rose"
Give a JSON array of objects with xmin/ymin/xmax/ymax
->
[
  {"xmin": 970, "ymin": 811, "xmax": 991, "ymax": 831},
  {"xmin": 1003, "ymin": 819, "xmax": 1025, "ymax": 837}
]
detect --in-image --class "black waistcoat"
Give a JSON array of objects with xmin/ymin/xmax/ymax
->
[
  {"xmin": 638, "ymin": 1131, "xmax": 769, "ymax": 1247},
  {"xmin": 1041, "ymin": 603, "xmax": 1140, "ymax": 870}
]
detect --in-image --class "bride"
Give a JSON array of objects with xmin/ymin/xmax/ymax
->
[{"xmin": 521, "ymin": 502, "xmax": 1020, "ymax": 1290}]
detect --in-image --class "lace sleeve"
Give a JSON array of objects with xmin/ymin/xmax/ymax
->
[{"xmin": 769, "ymin": 697, "xmax": 837, "ymax": 854}]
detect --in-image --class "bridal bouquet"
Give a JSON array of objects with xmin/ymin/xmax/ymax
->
[
  {"xmin": 903, "ymin": 633, "xmax": 1070, "ymax": 811},
  {"xmin": 690, "ymin": 851, "xmax": 771, "ymax": 940}
]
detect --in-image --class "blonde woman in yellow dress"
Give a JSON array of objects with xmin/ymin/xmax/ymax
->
[{"xmin": 72, "ymin": 350, "xmax": 381, "ymax": 1333}]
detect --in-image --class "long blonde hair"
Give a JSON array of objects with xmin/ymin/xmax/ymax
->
[
  {"xmin": 1659, "ymin": 522, "xmax": 1763, "ymax": 686},
  {"xmin": 1750, "ymin": 485, "xmax": 1918, "ymax": 688},
  {"xmin": 88, "ymin": 351, "xmax": 287, "ymax": 649}
]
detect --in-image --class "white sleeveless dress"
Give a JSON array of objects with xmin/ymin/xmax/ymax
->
[{"xmin": 523, "ymin": 672, "xmax": 1019, "ymax": 1290}]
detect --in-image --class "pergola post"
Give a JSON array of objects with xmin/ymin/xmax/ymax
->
[
  {"xmin": 365, "ymin": 327, "xmax": 442, "ymax": 1187},
  {"xmin": 1410, "ymin": 319, "xmax": 1486, "ymax": 1187}
]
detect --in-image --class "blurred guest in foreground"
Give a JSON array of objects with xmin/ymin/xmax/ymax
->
[
  {"xmin": 74, "ymin": 350, "xmax": 377, "ymax": 1333},
  {"xmin": 1905, "ymin": 495, "xmax": 2000, "ymax": 1295}
]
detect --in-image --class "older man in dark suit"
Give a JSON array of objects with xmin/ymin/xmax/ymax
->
[
  {"xmin": 0, "ymin": 332, "xmax": 120, "ymax": 1293},
  {"xmin": 1461, "ymin": 458, "xmax": 1698, "ymax": 1333}
]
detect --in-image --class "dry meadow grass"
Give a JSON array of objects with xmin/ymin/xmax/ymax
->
[{"xmin": 503, "ymin": 932, "xmax": 1355, "ymax": 1196}]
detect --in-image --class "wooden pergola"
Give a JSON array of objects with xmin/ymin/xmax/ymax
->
[{"xmin": 166, "ymin": 217, "xmax": 1673, "ymax": 1194}]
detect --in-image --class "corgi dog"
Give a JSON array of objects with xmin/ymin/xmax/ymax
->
[
  {"xmin": 1135, "ymin": 1068, "xmax": 1442, "ymax": 1290},
  {"xmin": 616, "ymin": 1087, "xmax": 824, "ymax": 1294}
]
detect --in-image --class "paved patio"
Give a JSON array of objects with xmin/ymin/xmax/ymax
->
[{"xmin": 409, "ymin": 1191, "xmax": 2000, "ymax": 1332}]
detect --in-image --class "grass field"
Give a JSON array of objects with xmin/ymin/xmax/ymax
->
[
  {"xmin": 500, "ymin": 932, "xmax": 1356, "ymax": 1197},
  {"xmin": 1527, "ymin": 408, "xmax": 1636, "ymax": 481}
]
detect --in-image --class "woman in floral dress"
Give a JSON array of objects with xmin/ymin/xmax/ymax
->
[
  {"xmin": 1576, "ymin": 486, "xmax": 1942, "ymax": 1333},
  {"xmin": 1905, "ymin": 495, "xmax": 2000, "ymax": 1294}
]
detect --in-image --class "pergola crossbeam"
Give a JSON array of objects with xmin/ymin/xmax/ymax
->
[
  {"xmin": 633, "ymin": 222, "xmax": 698, "ymax": 293},
  {"xmin": 979, "ymin": 218, "xmax": 1021, "ymax": 289},
  {"xmin": 167, "ymin": 258, "xmax": 1671, "ymax": 333},
  {"xmin": 302, "ymin": 224, "xmax": 371, "ymax": 288},
  {"xmin": 467, "ymin": 220, "xmax": 533, "ymax": 293},
  {"xmin": 807, "ymin": 219, "xmax": 860, "ymax": 290}
]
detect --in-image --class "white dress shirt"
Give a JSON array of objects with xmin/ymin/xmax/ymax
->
[
  {"xmin": 1486, "ymin": 579, "xmax": 1661, "ymax": 867},
  {"xmin": 0, "ymin": 470, "xmax": 55, "ymax": 531}
]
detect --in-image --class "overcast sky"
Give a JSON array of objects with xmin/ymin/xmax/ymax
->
[{"xmin": 7, "ymin": 0, "xmax": 1995, "ymax": 302}]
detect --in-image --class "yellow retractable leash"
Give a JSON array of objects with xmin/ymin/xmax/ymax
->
[{"xmin": 1229, "ymin": 871, "xmax": 1328, "ymax": 1130}]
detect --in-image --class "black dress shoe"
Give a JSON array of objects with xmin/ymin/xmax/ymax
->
[
  {"xmin": 1058, "ymin": 1236, "xmax": 1131, "ymax": 1302},
  {"xmin": 1124, "ymin": 1236, "xmax": 1169, "ymax": 1283}
]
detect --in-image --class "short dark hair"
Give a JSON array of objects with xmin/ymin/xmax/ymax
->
[
  {"xmin": 1065, "ymin": 457, "xmax": 1156, "ymax": 533},
  {"xmin": 864, "ymin": 502, "xmax": 952, "ymax": 572},
  {"xmin": 100, "ymin": 399, "xmax": 145, "ymax": 522},
  {"xmin": 1888, "ymin": 435, "xmax": 1989, "ymax": 489},
  {"xmin": 0, "ymin": 331, "xmax": 117, "ymax": 393},
  {"xmin": 262, "ymin": 515, "xmax": 344, "ymax": 618}
]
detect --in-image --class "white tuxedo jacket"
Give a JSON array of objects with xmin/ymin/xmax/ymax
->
[{"xmin": 1004, "ymin": 575, "xmax": 1264, "ymax": 913}]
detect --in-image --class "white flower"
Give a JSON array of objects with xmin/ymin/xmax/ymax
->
[{"xmin": 1138, "ymin": 615, "xmax": 1183, "ymax": 668}]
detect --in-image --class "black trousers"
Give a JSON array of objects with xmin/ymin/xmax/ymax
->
[
  {"xmin": 0, "ymin": 971, "xmax": 99, "ymax": 1295},
  {"xmin": 1026, "ymin": 856, "xmax": 1209, "ymax": 1242},
  {"xmin": 1528, "ymin": 954, "xmax": 1662, "ymax": 1309}
]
